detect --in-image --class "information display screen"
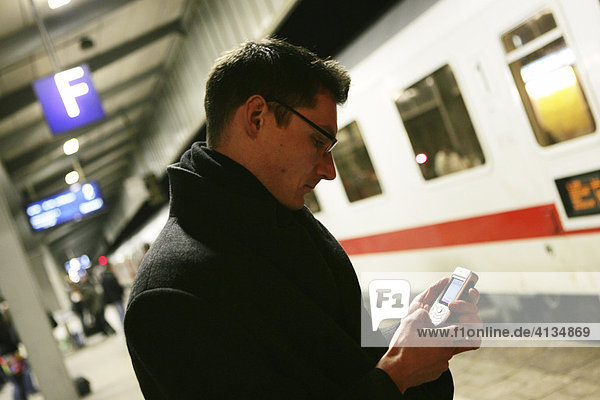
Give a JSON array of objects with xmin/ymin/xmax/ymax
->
[
  {"xmin": 25, "ymin": 182, "xmax": 104, "ymax": 231},
  {"xmin": 555, "ymin": 169, "xmax": 600, "ymax": 218}
]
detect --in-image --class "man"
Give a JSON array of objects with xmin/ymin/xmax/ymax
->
[
  {"xmin": 125, "ymin": 38, "xmax": 480, "ymax": 399},
  {"xmin": 79, "ymin": 275, "xmax": 116, "ymax": 336},
  {"xmin": 99, "ymin": 263, "xmax": 125, "ymax": 325}
]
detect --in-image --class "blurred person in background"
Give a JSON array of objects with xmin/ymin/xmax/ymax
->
[
  {"xmin": 79, "ymin": 276, "xmax": 115, "ymax": 337},
  {"xmin": 67, "ymin": 280, "xmax": 87, "ymax": 347},
  {"xmin": 0, "ymin": 298, "xmax": 38, "ymax": 400},
  {"xmin": 99, "ymin": 263, "xmax": 125, "ymax": 325}
]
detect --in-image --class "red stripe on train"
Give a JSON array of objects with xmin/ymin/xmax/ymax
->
[{"xmin": 339, "ymin": 204, "xmax": 600, "ymax": 255}]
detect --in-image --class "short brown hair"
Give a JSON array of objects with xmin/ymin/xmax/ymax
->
[{"xmin": 204, "ymin": 38, "xmax": 350, "ymax": 147}]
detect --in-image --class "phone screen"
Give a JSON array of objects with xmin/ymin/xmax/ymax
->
[{"xmin": 441, "ymin": 277, "xmax": 464, "ymax": 305}]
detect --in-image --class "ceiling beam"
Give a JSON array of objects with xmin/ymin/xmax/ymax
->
[
  {"xmin": 0, "ymin": 0, "xmax": 138, "ymax": 71},
  {"xmin": 0, "ymin": 18, "xmax": 184, "ymax": 121},
  {"xmin": 15, "ymin": 123, "xmax": 139, "ymax": 190},
  {"xmin": 2, "ymin": 96, "xmax": 149, "ymax": 164},
  {"xmin": 32, "ymin": 148, "xmax": 133, "ymax": 199},
  {"xmin": 97, "ymin": 177, "xmax": 127, "ymax": 200},
  {"xmin": 83, "ymin": 143, "xmax": 136, "ymax": 177}
]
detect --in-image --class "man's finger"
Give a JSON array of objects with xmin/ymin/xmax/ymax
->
[
  {"xmin": 468, "ymin": 288, "xmax": 480, "ymax": 305},
  {"xmin": 448, "ymin": 300, "xmax": 478, "ymax": 315}
]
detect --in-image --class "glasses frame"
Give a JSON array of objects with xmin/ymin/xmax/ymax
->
[{"xmin": 266, "ymin": 98, "xmax": 338, "ymax": 153}]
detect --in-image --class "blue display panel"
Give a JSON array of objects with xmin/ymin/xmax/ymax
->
[
  {"xmin": 26, "ymin": 182, "xmax": 104, "ymax": 231},
  {"xmin": 32, "ymin": 64, "xmax": 105, "ymax": 135}
]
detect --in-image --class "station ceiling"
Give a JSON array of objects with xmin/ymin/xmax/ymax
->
[
  {"xmin": 0, "ymin": 0, "xmax": 191, "ymax": 264},
  {"xmin": 0, "ymin": 0, "xmax": 398, "ymax": 267}
]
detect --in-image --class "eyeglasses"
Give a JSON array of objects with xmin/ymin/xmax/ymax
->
[{"xmin": 267, "ymin": 99, "xmax": 338, "ymax": 153}]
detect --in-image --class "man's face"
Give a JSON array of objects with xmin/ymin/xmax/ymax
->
[{"xmin": 259, "ymin": 91, "xmax": 338, "ymax": 210}]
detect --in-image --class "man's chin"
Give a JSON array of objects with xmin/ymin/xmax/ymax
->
[
  {"xmin": 288, "ymin": 202, "xmax": 306, "ymax": 211},
  {"xmin": 281, "ymin": 196, "xmax": 306, "ymax": 211}
]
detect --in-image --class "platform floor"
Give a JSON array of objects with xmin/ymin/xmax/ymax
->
[
  {"xmin": 452, "ymin": 346, "xmax": 600, "ymax": 399},
  {"xmin": 0, "ymin": 333, "xmax": 143, "ymax": 400},
  {"xmin": 1, "ymin": 336, "xmax": 598, "ymax": 399}
]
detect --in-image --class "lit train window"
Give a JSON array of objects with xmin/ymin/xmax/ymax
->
[
  {"xmin": 394, "ymin": 65, "xmax": 485, "ymax": 180},
  {"xmin": 304, "ymin": 191, "xmax": 321, "ymax": 213},
  {"xmin": 501, "ymin": 10, "xmax": 557, "ymax": 53},
  {"xmin": 503, "ymin": 11, "xmax": 595, "ymax": 146},
  {"xmin": 333, "ymin": 121, "xmax": 382, "ymax": 202}
]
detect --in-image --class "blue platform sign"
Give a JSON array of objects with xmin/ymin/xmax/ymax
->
[
  {"xmin": 26, "ymin": 182, "xmax": 105, "ymax": 231},
  {"xmin": 32, "ymin": 64, "xmax": 105, "ymax": 135}
]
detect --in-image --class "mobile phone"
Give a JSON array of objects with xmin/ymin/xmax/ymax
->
[{"xmin": 429, "ymin": 267, "xmax": 478, "ymax": 326}]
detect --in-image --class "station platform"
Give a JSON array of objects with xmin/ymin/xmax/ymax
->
[
  {"xmin": 1, "ymin": 335, "xmax": 598, "ymax": 399},
  {"xmin": 0, "ymin": 333, "xmax": 143, "ymax": 400},
  {"xmin": 452, "ymin": 346, "xmax": 600, "ymax": 399}
]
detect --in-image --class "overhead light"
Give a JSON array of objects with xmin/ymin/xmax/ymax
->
[
  {"xmin": 65, "ymin": 170, "xmax": 80, "ymax": 185},
  {"xmin": 48, "ymin": 0, "xmax": 71, "ymax": 10},
  {"xmin": 63, "ymin": 138, "xmax": 79, "ymax": 155}
]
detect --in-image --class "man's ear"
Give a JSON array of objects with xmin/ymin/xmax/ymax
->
[{"xmin": 244, "ymin": 95, "xmax": 268, "ymax": 137}]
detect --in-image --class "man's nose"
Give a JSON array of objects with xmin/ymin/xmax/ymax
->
[{"xmin": 317, "ymin": 151, "xmax": 336, "ymax": 181}]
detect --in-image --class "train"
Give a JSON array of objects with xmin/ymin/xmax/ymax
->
[
  {"xmin": 114, "ymin": 0, "xmax": 600, "ymax": 321},
  {"xmin": 322, "ymin": 0, "xmax": 600, "ymax": 321}
]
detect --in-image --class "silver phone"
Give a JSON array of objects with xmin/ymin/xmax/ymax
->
[{"xmin": 429, "ymin": 267, "xmax": 478, "ymax": 326}]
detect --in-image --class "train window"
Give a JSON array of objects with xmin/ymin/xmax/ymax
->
[
  {"xmin": 333, "ymin": 121, "xmax": 382, "ymax": 202},
  {"xmin": 503, "ymin": 12, "xmax": 596, "ymax": 146},
  {"xmin": 304, "ymin": 191, "xmax": 321, "ymax": 213},
  {"xmin": 501, "ymin": 10, "xmax": 557, "ymax": 53},
  {"xmin": 394, "ymin": 65, "xmax": 485, "ymax": 180}
]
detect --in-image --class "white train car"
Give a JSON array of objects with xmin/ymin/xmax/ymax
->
[
  {"xmin": 308, "ymin": 0, "xmax": 600, "ymax": 309},
  {"xmin": 113, "ymin": 0, "xmax": 600, "ymax": 319}
]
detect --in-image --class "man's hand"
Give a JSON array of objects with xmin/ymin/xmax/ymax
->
[
  {"xmin": 376, "ymin": 308, "xmax": 454, "ymax": 393},
  {"xmin": 375, "ymin": 277, "xmax": 482, "ymax": 393},
  {"xmin": 409, "ymin": 276, "xmax": 482, "ymax": 353},
  {"xmin": 448, "ymin": 287, "xmax": 482, "ymax": 354}
]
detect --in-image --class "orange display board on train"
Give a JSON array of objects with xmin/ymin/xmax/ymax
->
[{"xmin": 555, "ymin": 170, "xmax": 600, "ymax": 218}]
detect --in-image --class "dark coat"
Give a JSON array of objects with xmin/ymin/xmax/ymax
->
[
  {"xmin": 0, "ymin": 315, "xmax": 19, "ymax": 355},
  {"xmin": 101, "ymin": 270, "xmax": 124, "ymax": 304},
  {"xmin": 125, "ymin": 143, "xmax": 452, "ymax": 399}
]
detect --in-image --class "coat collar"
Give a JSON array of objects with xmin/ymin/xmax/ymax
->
[{"xmin": 168, "ymin": 142, "xmax": 304, "ymax": 230}]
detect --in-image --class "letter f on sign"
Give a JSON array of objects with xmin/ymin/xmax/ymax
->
[{"xmin": 54, "ymin": 66, "xmax": 89, "ymax": 118}]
